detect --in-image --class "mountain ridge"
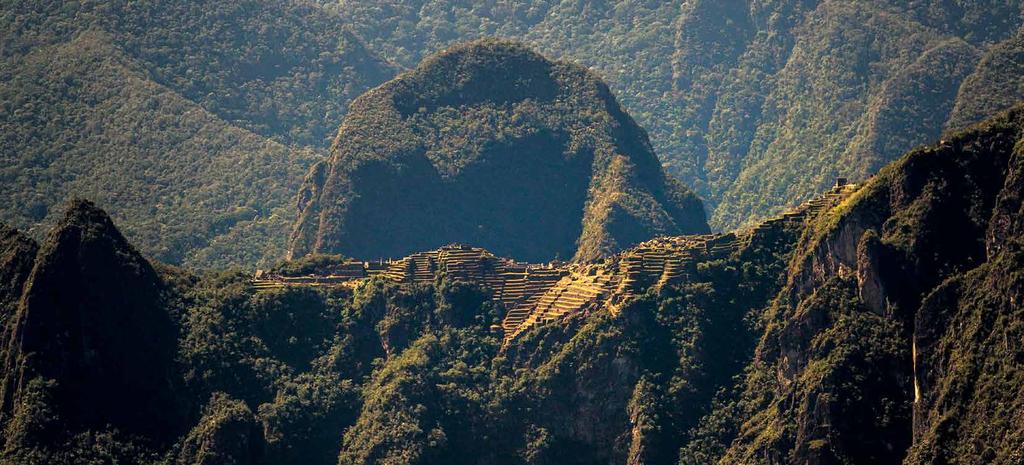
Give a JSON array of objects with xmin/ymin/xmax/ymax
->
[
  {"xmin": 0, "ymin": 106, "xmax": 1022, "ymax": 464},
  {"xmin": 0, "ymin": 0, "xmax": 397, "ymax": 267},
  {"xmin": 0, "ymin": 199, "xmax": 189, "ymax": 461}
]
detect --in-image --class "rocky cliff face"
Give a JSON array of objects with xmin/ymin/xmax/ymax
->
[
  {"xmin": 289, "ymin": 39, "xmax": 708, "ymax": 263},
  {"xmin": 712, "ymin": 105, "xmax": 1024, "ymax": 465}
]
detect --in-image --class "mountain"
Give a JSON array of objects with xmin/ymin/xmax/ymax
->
[
  {"xmin": 0, "ymin": 200, "xmax": 188, "ymax": 463},
  {"xmin": 326, "ymin": 0, "xmax": 1024, "ymax": 229},
  {"xmin": 1, "ymin": 106, "xmax": 1021, "ymax": 465},
  {"xmin": 289, "ymin": 40, "xmax": 709, "ymax": 263},
  {"xmin": 694, "ymin": 1, "xmax": 1024, "ymax": 230},
  {"xmin": 0, "ymin": 0, "xmax": 395, "ymax": 267},
  {"xmin": 702, "ymin": 103, "xmax": 1024, "ymax": 465},
  {"xmin": 3, "ymin": 0, "xmax": 395, "ymax": 148},
  {"xmin": 1, "ymin": 30, "xmax": 315, "ymax": 267},
  {"xmin": 6, "ymin": 0, "xmax": 1024, "ymax": 266},
  {"xmin": 2, "ymin": 3, "xmax": 1024, "ymax": 463},
  {"xmin": 946, "ymin": 27, "xmax": 1024, "ymax": 131}
]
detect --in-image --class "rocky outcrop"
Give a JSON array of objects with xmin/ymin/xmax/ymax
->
[{"xmin": 289, "ymin": 39, "xmax": 708, "ymax": 264}]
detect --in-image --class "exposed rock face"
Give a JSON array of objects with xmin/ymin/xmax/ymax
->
[
  {"xmin": 905, "ymin": 109, "xmax": 1024, "ymax": 465},
  {"xmin": 289, "ymin": 39, "xmax": 708, "ymax": 263},
  {"xmin": 0, "ymin": 200, "xmax": 186, "ymax": 449},
  {"xmin": 907, "ymin": 241, "xmax": 1024, "ymax": 465},
  {"xmin": 856, "ymin": 229, "xmax": 891, "ymax": 315},
  {"xmin": 718, "ymin": 105, "xmax": 1024, "ymax": 465}
]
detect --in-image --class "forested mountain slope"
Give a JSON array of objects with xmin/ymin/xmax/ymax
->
[
  {"xmin": 326, "ymin": 0, "xmax": 1024, "ymax": 228},
  {"xmin": 684, "ymin": 104, "xmax": 1024, "ymax": 465},
  {"xmin": 289, "ymin": 40, "xmax": 709, "ymax": 263},
  {"xmin": 0, "ymin": 0, "xmax": 395, "ymax": 267},
  {"xmin": 5, "ymin": 0, "xmax": 1024, "ymax": 266},
  {"xmin": 2, "ymin": 106, "xmax": 1021, "ymax": 465},
  {"xmin": 3, "ymin": 0, "xmax": 395, "ymax": 147},
  {"xmin": 946, "ymin": 27, "xmax": 1024, "ymax": 131},
  {"xmin": 0, "ymin": 200, "xmax": 189, "ymax": 463},
  {"xmin": 0, "ymin": 31, "xmax": 313, "ymax": 267}
]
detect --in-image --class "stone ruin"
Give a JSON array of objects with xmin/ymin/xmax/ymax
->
[{"xmin": 252, "ymin": 182, "xmax": 859, "ymax": 347}]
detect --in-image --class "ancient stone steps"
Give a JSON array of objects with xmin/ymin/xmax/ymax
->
[{"xmin": 502, "ymin": 269, "xmax": 616, "ymax": 344}]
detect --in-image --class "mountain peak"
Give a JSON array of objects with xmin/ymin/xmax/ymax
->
[
  {"xmin": 0, "ymin": 200, "xmax": 187, "ymax": 445},
  {"xmin": 290, "ymin": 41, "xmax": 708, "ymax": 263}
]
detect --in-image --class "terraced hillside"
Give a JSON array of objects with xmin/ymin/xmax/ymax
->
[{"xmin": 265, "ymin": 181, "xmax": 857, "ymax": 345}]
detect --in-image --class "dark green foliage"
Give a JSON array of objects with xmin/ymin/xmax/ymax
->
[
  {"xmin": 173, "ymin": 393, "xmax": 263, "ymax": 465},
  {"xmin": 270, "ymin": 254, "xmax": 352, "ymax": 276},
  {"xmin": 719, "ymin": 279, "xmax": 913, "ymax": 465},
  {"xmin": 0, "ymin": 0, "xmax": 394, "ymax": 267},
  {"xmin": 258, "ymin": 373, "xmax": 359, "ymax": 465},
  {"xmin": 174, "ymin": 269, "xmax": 500, "ymax": 465},
  {"xmin": 907, "ymin": 240, "xmax": 1024, "ymax": 465},
  {"xmin": 338, "ymin": 331, "xmax": 498, "ymax": 465},
  {"xmin": 0, "ymin": 200, "xmax": 189, "ymax": 462},
  {"xmin": 0, "ymin": 225, "xmax": 37, "ymax": 333},
  {"xmin": 326, "ymin": 0, "xmax": 1024, "ymax": 230},
  {"xmin": 179, "ymin": 278, "xmax": 348, "ymax": 405},
  {"xmin": 290, "ymin": 39, "xmax": 708, "ymax": 263},
  {"xmin": 686, "ymin": 105, "xmax": 1024, "ymax": 465}
]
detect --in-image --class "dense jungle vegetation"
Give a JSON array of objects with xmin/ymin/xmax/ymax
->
[
  {"xmin": 0, "ymin": 0, "xmax": 393, "ymax": 267},
  {"xmin": 4, "ymin": 0, "xmax": 1024, "ymax": 266},
  {"xmin": 2, "ymin": 105, "xmax": 1023, "ymax": 465},
  {"xmin": 289, "ymin": 40, "xmax": 708, "ymax": 263}
]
